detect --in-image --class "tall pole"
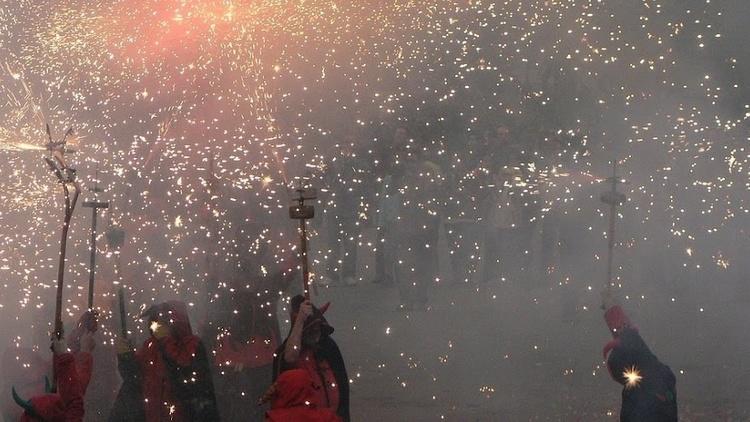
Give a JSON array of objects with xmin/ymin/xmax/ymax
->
[
  {"xmin": 600, "ymin": 161, "xmax": 626, "ymax": 290},
  {"xmin": 54, "ymin": 182, "xmax": 79, "ymax": 339},
  {"xmin": 289, "ymin": 186, "xmax": 317, "ymax": 299},
  {"xmin": 299, "ymin": 217, "xmax": 311, "ymax": 299},
  {"xmin": 42, "ymin": 124, "xmax": 81, "ymax": 392},
  {"xmin": 106, "ymin": 224, "xmax": 127, "ymax": 336},
  {"xmin": 83, "ymin": 172, "xmax": 109, "ymax": 310}
]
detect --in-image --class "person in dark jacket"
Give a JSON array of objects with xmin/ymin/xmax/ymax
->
[
  {"xmin": 602, "ymin": 290, "xmax": 678, "ymax": 422},
  {"xmin": 109, "ymin": 300, "xmax": 220, "ymax": 422},
  {"xmin": 273, "ymin": 295, "xmax": 349, "ymax": 422}
]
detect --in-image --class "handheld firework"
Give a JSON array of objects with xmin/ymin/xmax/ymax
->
[
  {"xmin": 42, "ymin": 124, "xmax": 81, "ymax": 391},
  {"xmin": 43, "ymin": 124, "xmax": 81, "ymax": 340}
]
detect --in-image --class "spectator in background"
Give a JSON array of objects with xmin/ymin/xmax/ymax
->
[
  {"xmin": 393, "ymin": 150, "xmax": 443, "ymax": 309},
  {"xmin": 480, "ymin": 165, "xmax": 525, "ymax": 283}
]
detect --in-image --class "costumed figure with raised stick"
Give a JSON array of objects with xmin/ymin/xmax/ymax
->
[
  {"xmin": 9, "ymin": 125, "xmax": 98, "ymax": 422},
  {"xmin": 270, "ymin": 186, "xmax": 350, "ymax": 422},
  {"xmin": 599, "ymin": 162, "xmax": 678, "ymax": 421}
]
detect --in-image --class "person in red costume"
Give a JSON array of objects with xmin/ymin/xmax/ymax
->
[
  {"xmin": 260, "ymin": 369, "xmax": 341, "ymax": 422},
  {"xmin": 5, "ymin": 310, "xmax": 97, "ymax": 422},
  {"xmin": 111, "ymin": 300, "xmax": 220, "ymax": 422},
  {"xmin": 601, "ymin": 290, "xmax": 678, "ymax": 422},
  {"xmin": 273, "ymin": 296, "xmax": 349, "ymax": 422},
  {"xmin": 12, "ymin": 332, "xmax": 96, "ymax": 422}
]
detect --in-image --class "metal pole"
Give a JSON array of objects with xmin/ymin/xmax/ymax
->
[
  {"xmin": 83, "ymin": 199, "xmax": 109, "ymax": 309},
  {"xmin": 118, "ymin": 287, "xmax": 127, "ymax": 337},
  {"xmin": 605, "ymin": 163, "xmax": 617, "ymax": 289},
  {"xmin": 300, "ymin": 217, "xmax": 310, "ymax": 299}
]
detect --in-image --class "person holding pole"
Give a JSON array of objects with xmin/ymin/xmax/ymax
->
[
  {"xmin": 601, "ymin": 289, "xmax": 678, "ymax": 421},
  {"xmin": 11, "ymin": 332, "xmax": 95, "ymax": 422},
  {"xmin": 273, "ymin": 295, "xmax": 349, "ymax": 422}
]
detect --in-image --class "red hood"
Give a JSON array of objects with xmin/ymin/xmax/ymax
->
[{"xmin": 271, "ymin": 369, "xmax": 317, "ymax": 409}]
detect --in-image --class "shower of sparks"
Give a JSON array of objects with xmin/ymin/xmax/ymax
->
[{"xmin": 0, "ymin": 0, "xmax": 748, "ymax": 418}]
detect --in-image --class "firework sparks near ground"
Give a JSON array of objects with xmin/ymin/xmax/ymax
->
[{"xmin": 1, "ymin": 0, "xmax": 749, "ymax": 419}]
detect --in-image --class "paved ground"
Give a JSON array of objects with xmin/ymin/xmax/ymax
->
[{"xmin": 313, "ymin": 278, "xmax": 750, "ymax": 421}]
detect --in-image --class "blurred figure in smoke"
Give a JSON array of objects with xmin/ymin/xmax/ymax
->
[
  {"xmin": 210, "ymin": 260, "xmax": 296, "ymax": 422},
  {"xmin": 601, "ymin": 290, "xmax": 678, "ymax": 422},
  {"xmin": 11, "ymin": 330, "xmax": 96, "ymax": 422},
  {"xmin": 444, "ymin": 133, "xmax": 486, "ymax": 284},
  {"xmin": 322, "ymin": 140, "xmax": 369, "ymax": 287},
  {"xmin": 393, "ymin": 151, "xmax": 443, "ymax": 309},
  {"xmin": 273, "ymin": 295, "xmax": 349, "ymax": 422},
  {"xmin": 482, "ymin": 125, "xmax": 519, "ymax": 168},
  {"xmin": 260, "ymin": 369, "xmax": 342, "ymax": 422},
  {"xmin": 372, "ymin": 126, "xmax": 411, "ymax": 286},
  {"xmin": 110, "ymin": 301, "xmax": 219, "ymax": 422},
  {"xmin": 480, "ymin": 165, "xmax": 525, "ymax": 283}
]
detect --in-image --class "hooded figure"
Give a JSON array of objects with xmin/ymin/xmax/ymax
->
[
  {"xmin": 109, "ymin": 300, "xmax": 220, "ymax": 422},
  {"xmin": 273, "ymin": 295, "xmax": 349, "ymax": 422},
  {"xmin": 11, "ymin": 333, "xmax": 94, "ymax": 422},
  {"xmin": 2, "ymin": 347, "xmax": 49, "ymax": 422},
  {"xmin": 8, "ymin": 313, "xmax": 96, "ymax": 422},
  {"xmin": 14, "ymin": 353, "xmax": 86, "ymax": 422},
  {"xmin": 603, "ymin": 304, "xmax": 678, "ymax": 422},
  {"xmin": 263, "ymin": 369, "xmax": 341, "ymax": 422}
]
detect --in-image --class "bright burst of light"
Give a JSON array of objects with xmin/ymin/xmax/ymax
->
[{"xmin": 623, "ymin": 366, "xmax": 643, "ymax": 389}]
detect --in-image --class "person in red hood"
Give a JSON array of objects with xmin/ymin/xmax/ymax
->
[
  {"xmin": 110, "ymin": 300, "xmax": 220, "ymax": 422},
  {"xmin": 5, "ymin": 311, "xmax": 96, "ymax": 422},
  {"xmin": 12, "ymin": 332, "xmax": 95, "ymax": 422},
  {"xmin": 273, "ymin": 295, "xmax": 349, "ymax": 422},
  {"xmin": 260, "ymin": 369, "xmax": 341, "ymax": 422},
  {"xmin": 602, "ymin": 290, "xmax": 678, "ymax": 422}
]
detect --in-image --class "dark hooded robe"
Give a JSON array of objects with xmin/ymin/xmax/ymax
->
[
  {"xmin": 109, "ymin": 301, "xmax": 220, "ymax": 422},
  {"xmin": 604, "ymin": 305, "xmax": 678, "ymax": 422},
  {"xmin": 273, "ymin": 296, "xmax": 350, "ymax": 422}
]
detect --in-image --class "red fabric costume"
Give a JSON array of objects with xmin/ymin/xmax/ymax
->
[
  {"xmin": 265, "ymin": 369, "xmax": 342, "ymax": 422},
  {"xmin": 136, "ymin": 301, "xmax": 200, "ymax": 422},
  {"xmin": 18, "ymin": 352, "xmax": 91, "ymax": 422}
]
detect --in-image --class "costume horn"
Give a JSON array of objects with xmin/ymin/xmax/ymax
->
[{"xmin": 12, "ymin": 387, "xmax": 35, "ymax": 414}]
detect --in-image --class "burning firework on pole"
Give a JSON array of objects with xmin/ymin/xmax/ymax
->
[{"xmin": 42, "ymin": 123, "xmax": 81, "ymax": 391}]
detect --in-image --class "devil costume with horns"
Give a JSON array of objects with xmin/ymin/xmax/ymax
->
[
  {"xmin": 11, "ymin": 349, "xmax": 92, "ymax": 422},
  {"xmin": 273, "ymin": 295, "xmax": 350, "ymax": 422}
]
